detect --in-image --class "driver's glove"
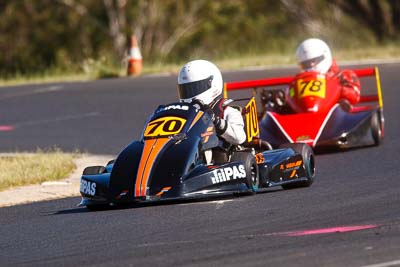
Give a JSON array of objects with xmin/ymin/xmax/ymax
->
[{"xmin": 204, "ymin": 105, "xmax": 227, "ymax": 135}]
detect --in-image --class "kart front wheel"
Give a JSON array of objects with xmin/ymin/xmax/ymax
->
[
  {"xmin": 279, "ymin": 143, "xmax": 315, "ymax": 189},
  {"xmin": 371, "ymin": 111, "xmax": 384, "ymax": 146},
  {"xmin": 231, "ymin": 151, "xmax": 259, "ymax": 193}
]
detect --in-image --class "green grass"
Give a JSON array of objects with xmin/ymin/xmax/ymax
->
[
  {"xmin": 0, "ymin": 149, "xmax": 77, "ymax": 191},
  {"xmin": 1, "ymin": 45, "xmax": 399, "ymax": 87},
  {"xmin": 334, "ymin": 44, "xmax": 400, "ymax": 62}
]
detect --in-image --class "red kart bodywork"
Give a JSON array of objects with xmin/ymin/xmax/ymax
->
[{"xmin": 225, "ymin": 67, "xmax": 384, "ymax": 150}]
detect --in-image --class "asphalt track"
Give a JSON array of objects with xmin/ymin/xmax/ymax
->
[{"xmin": 1, "ymin": 63, "xmax": 400, "ymax": 266}]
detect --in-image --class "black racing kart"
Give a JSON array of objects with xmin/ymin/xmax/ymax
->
[{"xmin": 79, "ymin": 98, "xmax": 315, "ymax": 210}]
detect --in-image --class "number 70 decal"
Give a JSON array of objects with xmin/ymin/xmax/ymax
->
[
  {"xmin": 144, "ymin": 116, "xmax": 186, "ymax": 137},
  {"xmin": 245, "ymin": 98, "xmax": 259, "ymax": 142}
]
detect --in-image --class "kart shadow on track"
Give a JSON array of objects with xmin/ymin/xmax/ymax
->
[{"xmin": 58, "ymin": 187, "xmax": 286, "ymax": 214}]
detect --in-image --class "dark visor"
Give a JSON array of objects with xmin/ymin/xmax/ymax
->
[
  {"xmin": 300, "ymin": 55, "xmax": 325, "ymax": 70},
  {"xmin": 178, "ymin": 76, "xmax": 213, "ymax": 99}
]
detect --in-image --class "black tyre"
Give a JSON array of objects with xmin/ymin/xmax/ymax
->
[
  {"xmin": 279, "ymin": 143, "xmax": 315, "ymax": 189},
  {"xmin": 371, "ymin": 111, "xmax": 384, "ymax": 146},
  {"xmin": 83, "ymin": 166, "xmax": 106, "ymax": 175},
  {"xmin": 231, "ymin": 151, "xmax": 259, "ymax": 193}
]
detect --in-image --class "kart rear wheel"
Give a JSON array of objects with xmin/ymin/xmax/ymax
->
[
  {"xmin": 279, "ymin": 143, "xmax": 315, "ymax": 189},
  {"xmin": 231, "ymin": 151, "xmax": 259, "ymax": 193},
  {"xmin": 371, "ymin": 111, "xmax": 384, "ymax": 146}
]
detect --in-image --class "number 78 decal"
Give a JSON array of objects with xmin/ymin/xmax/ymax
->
[{"xmin": 296, "ymin": 76, "xmax": 326, "ymax": 98}]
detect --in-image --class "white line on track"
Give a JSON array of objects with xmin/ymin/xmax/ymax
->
[
  {"xmin": 32, "ymin": 85, "xmax": 63, "ymax": 93},
  {"xmin": 213, "ymin": 199, "xmax": 234, "ymax": 209},
  {"xmin": 360, "ymin": 259, "xmax": 400, "ymax": 267},
  {"xmin": 180, "ymin": 199, "xmax": 236, "ymax": 207},
  {"xmin": 0, "ymin": 85, "xmax": 64, "ymax": 100},
  {"xmin": 13, "ymin": 112, "xmax": 99, "ymax": 127}
]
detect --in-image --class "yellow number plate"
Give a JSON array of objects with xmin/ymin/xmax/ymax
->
[
  {"xmin": 296, "ymin": 76, "xmax": 326, "ymax": 98},
  {"xmin": 245, "ymin": 97, "xmax": 259, "ymax": 142},
  {"xmin": 144, "ymin": 116, "xmax": 186, "ymax": 138}
]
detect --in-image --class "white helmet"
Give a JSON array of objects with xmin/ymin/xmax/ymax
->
[
  {"xmin": 177, "ymin": 59, "xmax": 223, "ymax": 105},
  {"xmin": 296, "ymin": 38, "xmax": 333, "ymax": 74}
]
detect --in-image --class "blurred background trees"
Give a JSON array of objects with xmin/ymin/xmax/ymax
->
[{"xmin": 0, "ymin": 0, "xmax": 399, "ymax": 77}]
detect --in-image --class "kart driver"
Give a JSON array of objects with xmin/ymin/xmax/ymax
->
[
  {"xmin": 295, "ymin": 38, "xmax": 361, "ymax": 106},
  {"xmin": 177, "ymin": 59, "xmax": 247, "ymax": 158}
]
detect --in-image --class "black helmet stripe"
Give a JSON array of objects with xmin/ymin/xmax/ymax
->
[{"xmin": 178, "ymin": 76, "xmax": 214, "ymax": 99}]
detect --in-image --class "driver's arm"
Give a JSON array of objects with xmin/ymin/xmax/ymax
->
[
  {"xmin": 338, "ymin": 70, "xmax": 361, "ymax": 104},
  {"xmin": 220, "ymin": 107, "xmax": 246, "ymax": 145}
]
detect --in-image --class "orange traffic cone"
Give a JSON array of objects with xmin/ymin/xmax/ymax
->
[{"xmin": 127, "ymin": 35, "xmax": 143, "ymax": 76}]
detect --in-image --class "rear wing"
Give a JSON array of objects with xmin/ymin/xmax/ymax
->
[{"xmin": 224, "ymin": 67, "xmax": 383, "ymax": 109}]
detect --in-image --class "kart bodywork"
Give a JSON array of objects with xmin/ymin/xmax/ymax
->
[
  {"xmin": 79, "ymin": 99, "xmax": 315, "ymax": 210},
  {"xmin": 225, "ymin": 67, "xmax": 384, "ymax": 151}
]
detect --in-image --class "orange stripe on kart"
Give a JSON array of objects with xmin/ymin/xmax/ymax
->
[
  {"xmin": 156, "ymin": 186, "xmax": 172, "ymax": 196},
  {"xmin": 189, "ymin": 111, "xmax": 204, "ymax": 130},
  {"xmin": 135, "ymin": 138, "xmax": 170, "ymax": 197}
]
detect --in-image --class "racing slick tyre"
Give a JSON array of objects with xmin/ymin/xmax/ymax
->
[
  {"xmin": 279, "ymin": 143, "xmax": 315, "ymax": 189},
  {"xmin": 230, "ymin": 151, "xmax": 259, "ymax": 193},
  {"xmin": 371, "ymin": 111, "xmax": 384, "ymax": 146}
]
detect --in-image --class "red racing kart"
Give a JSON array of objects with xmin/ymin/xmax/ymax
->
[{"xmin": 225, "ymin": 67, "xmax": 384, "ymax": 151}]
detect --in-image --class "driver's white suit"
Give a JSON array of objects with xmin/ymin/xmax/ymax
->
[{"xmin": 209, "ymin": 98, "xmax": 247, "ymax": 145}]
